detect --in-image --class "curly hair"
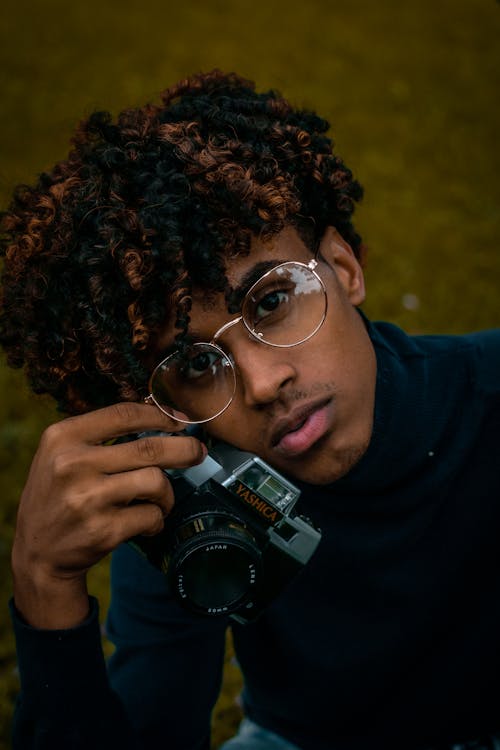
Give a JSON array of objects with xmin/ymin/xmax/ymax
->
[{"xmin": 0, "ymin": 70, "xmax": 364, "ymax": 415}]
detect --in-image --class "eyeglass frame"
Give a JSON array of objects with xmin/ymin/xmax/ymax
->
[{"xmin": 145, "ymin": 257, "xmax": 328, "ymax": 423}]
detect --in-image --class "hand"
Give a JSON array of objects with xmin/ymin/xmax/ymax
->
[{"xmin": 11, "ymin": 402, "xmax": 206, "ymax": 629}]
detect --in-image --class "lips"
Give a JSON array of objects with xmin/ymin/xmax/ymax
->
[{"xmin": 271, "ymin": 399, "xmax": 333, "ymax": 457}]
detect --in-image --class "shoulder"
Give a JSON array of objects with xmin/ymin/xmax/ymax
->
[
  {"xmin": 414, "ymin": 328, "xmax": 500, "ymax": 398},
  {"xmin": 369, "ymin": 319, "xmax": 500, "ymax": 398}
]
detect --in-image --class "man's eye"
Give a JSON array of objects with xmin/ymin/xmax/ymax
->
[
  {"xmin": 182, "ymin": 351, "xmax": 219, "ymax": 379},
  {"xmin": 255, "ymin": 290, "xmax": 289, "ymax": 319}
]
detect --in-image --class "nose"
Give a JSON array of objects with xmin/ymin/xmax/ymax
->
[{"xmin": 228, "ymin": 334, "xmax": 296, "ymax": 407}]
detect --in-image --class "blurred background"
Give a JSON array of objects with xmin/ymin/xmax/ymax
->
[{"xmin": 0, "ymin": 0, "xmax": 498, "ymax": 746}]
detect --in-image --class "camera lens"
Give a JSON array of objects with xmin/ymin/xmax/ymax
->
[
  {"xmin": 179, "ymin": 540, "xmax": 257, "ymax": 610},
  {"xmin": 168, "ymin": 512, "xmax": 262, "ymax": 615}
]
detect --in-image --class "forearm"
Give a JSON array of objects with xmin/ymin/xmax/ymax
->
[{"xmin": 10, "ymin": 596, "xmax": 140, "ymax": 750}]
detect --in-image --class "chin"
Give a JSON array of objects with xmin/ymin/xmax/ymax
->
[{"xmin": 270, "ymin": 437, "xmax": 369, "ymax": 487}]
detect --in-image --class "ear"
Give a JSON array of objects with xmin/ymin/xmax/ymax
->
[{"xmin": 318, "ymin": 226, "xmax": 366, "ymax": 305}]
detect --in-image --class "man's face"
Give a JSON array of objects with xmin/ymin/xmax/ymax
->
[{"xmin": 157, "ymin": 225, "xmax": 377, "ymax": 485}]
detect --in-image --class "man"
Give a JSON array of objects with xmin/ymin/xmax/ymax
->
[{"xmin": 1, "ymin": 70, "xmax": 499, "ymax": 750}]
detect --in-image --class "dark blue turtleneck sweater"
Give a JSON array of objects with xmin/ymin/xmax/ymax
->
[{"xmin": 10, "ymin": 321, "xmax": 500, "ymax": 750}]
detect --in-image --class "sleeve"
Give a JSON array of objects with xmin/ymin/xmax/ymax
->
[
  {"xmin": 10, "ymin": 596, "xmax": 139, "ymax": 750},
  {"xmin": 10, "ymin": 544, "xmax": 228, "ymax": 750},
  {"xmin": 106, "ymin": 542, "xmax": 228, "ymax": 750}
]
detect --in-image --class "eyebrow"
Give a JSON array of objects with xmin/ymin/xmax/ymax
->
[{"xmin": 227, "ymin": 258, "xmax": 288, "ymax": 312}]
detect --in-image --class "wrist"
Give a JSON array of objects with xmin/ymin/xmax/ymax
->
[{"xmin": 12, "ymin": 563, "xmax": 90, "ymax": 630}]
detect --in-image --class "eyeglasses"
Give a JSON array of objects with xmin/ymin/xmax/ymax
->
[{"xmin": 146, "ymin": 259, "xmax": 328, "ymax": 423}]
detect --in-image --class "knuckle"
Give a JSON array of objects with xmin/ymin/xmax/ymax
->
[
  {"xmin": 151, "ymin": 505, "xmax": 165, "ymax": 533},
  {"xmin": 40, "ymin": 422, "xmax": 65, "ymax": 450},
  {"xmin": 136, "ymin": 436, "xmax": 161, "ymax": 464},
  {"xmin": 160, "ymin": 476, "xmax": 174, "ymax": 510},
  {"xmin": 146, "ymin": 465, "xmax": 167, "ymax": 490},
  {"xmin": 185, "ymin": 437, "xmax": 204, "ymax": 464},
  {"xmin": 102, "ymin": 527, "xmax": 123, "ymax": 551},
  {"xmin": 65, "ymin": 488, "xmax": 91, "ymax": 515},
  {"xmin": 134, "ymin": 465, "xmax": 160, "ymax": 494},
  {"xmin": 41, "ymin": 414, "xmax": 83, "ymax": 449},
  {"xmin": 84, "ymin": 516, "xmax": 116, "ymax": 553},
  {"xmin": 142, "ymin": 505, "xmax": 165, "ymax": 537},
  {"xmin": 52, "ymin": 450, "xmax": 78, "ymax": 479},
  {"xmin": 144, "ymin": 467, "xmax": 173, "ymax": 507},
  {"xmin": 109, "ymin": 402, "xmax": 140, "ymax": 428}
]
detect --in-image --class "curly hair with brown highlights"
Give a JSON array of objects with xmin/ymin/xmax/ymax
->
[{"xmin": 0, "ymin": 70, "xmax": 364, "ymax": 415}]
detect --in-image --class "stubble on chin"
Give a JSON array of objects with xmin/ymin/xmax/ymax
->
[
  {"xmin": 313, "ymin": 440, "xmax": 370, "ymax": 485},
  {"xmin": 284, "ymin": 402, "xmax": 373, "ymax": 486}
]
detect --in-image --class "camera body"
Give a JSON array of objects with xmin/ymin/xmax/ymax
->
[{"xmin": 129, "ymin": 439, "xmax": 321, "ymax": 624}]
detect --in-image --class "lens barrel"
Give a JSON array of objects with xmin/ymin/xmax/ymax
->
[{"xmin": 167, "ymin": 509, "xmax": 262, "ymax": 616}]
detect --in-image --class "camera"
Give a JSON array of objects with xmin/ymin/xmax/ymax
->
[{"xmin": 129, "ymin": 438, "xmax": 322, "ymax": 624}]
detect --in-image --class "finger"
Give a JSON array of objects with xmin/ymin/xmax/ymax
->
[
  {"xmin": 103, "ymin": 466, "xmax": 175, "ymax": 516},
  {"xmin": 106, "ymin": 503, "xmax": 167, "ymax": 545},
  {"xmin": 46, "ymin": 402, "xmax": 190, "ymax": 447},
  {"xmin": 92, "ymin": 434, "xmax": 207, "ymax": 474}
]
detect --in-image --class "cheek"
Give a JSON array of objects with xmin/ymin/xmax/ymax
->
[
  {"xmin": 205, "ymin": 407, "xmax": 252, "ymax": 446},
  {"xmin": 205, "ymin": 400, "xmax": 272, "ymax": 455},
  {"xmin": 316, "ymin": 304, "xmax": 374, "ymax": 378}
]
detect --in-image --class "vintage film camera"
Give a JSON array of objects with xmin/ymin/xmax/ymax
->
[{"xmin": 129, "ymin": 438, "xmax": 322, "ymax": 624}]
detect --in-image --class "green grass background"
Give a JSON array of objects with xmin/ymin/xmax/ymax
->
[{"xmin": 0, "ymin": 0, "xmax": 499, "ymax": 746}]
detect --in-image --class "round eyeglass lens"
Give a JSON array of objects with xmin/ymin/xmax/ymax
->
[
  {"xmin": 242, "ymin": 262, "xmax": 327, "ymax": 347},
  {"xmin": 150, "ymin": 343, "xmax": 236, "ymax": 423}
]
